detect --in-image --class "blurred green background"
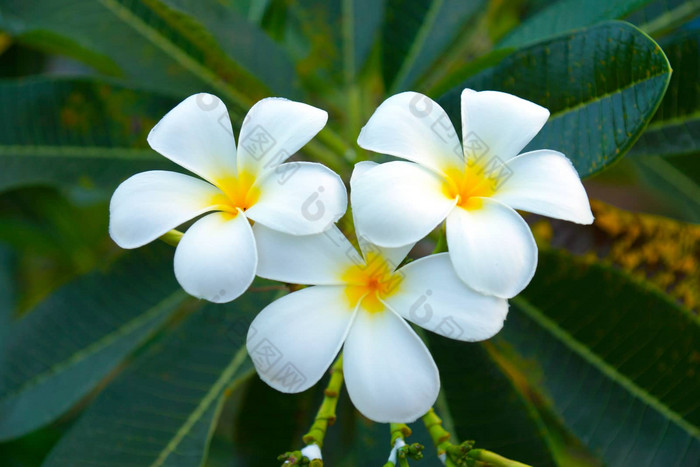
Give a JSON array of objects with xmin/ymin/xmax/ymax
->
[{"xmin": 0, "ymin": 0, "xmax": 698, "ymax": 466}]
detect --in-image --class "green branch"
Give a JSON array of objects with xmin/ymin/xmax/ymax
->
[
  {"xmin": 422, "ymin": 408, "xmax": 532, "ymax": 467},
  {"xmin": 383, "ymin": 423, "xmax": 424, "ymax": 467},
  {"xmin": 302, "ymin": 354, "xmax": 344, "ymax": 447}
]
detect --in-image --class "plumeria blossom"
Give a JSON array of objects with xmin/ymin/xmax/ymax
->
[
  {"xmin": 109, "ymin": 93, "xmax": 346, "ymax": 303},
  {"xmin": 352, "ymin": 89, "xmax": 594, "ymax": 298},
  {"xmin": 246, "ymin": 196, "xmax": 508, "ymax": 422}
]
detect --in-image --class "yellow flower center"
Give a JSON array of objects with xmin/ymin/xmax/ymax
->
[
  {"xmin": 209, "ymin": 170, "xmax": 261, "ymax": 216},
  {"xmin": 341, "ymin": 252, "xmax": 402, "ymax": 313},
  {"xmin": 442, "ymin": 165, "xmax": 497, "ymax": 210}
]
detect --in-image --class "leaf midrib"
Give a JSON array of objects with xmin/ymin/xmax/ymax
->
[
  {"xmin": 0, "ymin": 290, "xmax": 186, "ymax": 403},
  {"xmin": 151, "ymin": 348, "xmax": 253, "ymax": 467},
  {"xmin": 389, "ymin": 0, "xmax": 444, "ymax": 93},
  {"xmin": 546, "ymin": 68, "xmax": 670, "ymax": 122},
  {"xmin": 511, "ymin": 295, "xmax": 700, "ymax": 439},
  {"xmin": 0, "ymin": 145, "xmax": 160, "ymax": 160},
  {"xmin": 97, "ymin": 0, "xmax": 251, "ymax": 113}
]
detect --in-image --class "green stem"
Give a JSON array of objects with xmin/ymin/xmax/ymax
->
[
  {"xmin": 159, "ymin": 229, "xmax": 183, "ymax": 246},
  {"xmin": 432, "ymin": 224, "xmax": 448, "ymax": 253},
  {"xmin": 422, "ymin": 408, "xmax": 451, "ymax": 456},
  {"xmin": 302, "ymin": 354, "xmax": 344, "ymax": 448},
  {"xmin": 467, "ymin": 449, "xmax": 532, "ymax": 467},
  {"xmin": 390, "ymin": 423, "xmax": 412, "ymax": 445},
  {"xmin": 422, "ymin": 408, "xmax": 532, "ymax": 467}
]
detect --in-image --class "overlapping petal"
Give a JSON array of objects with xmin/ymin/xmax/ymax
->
[
  {"xmin": 357, "ymin": 92, "xmax": 464, "ymax": 175},
  {"xmin": 236, "ymin": 98, "xmax": 328, "ymax": 176},
  {"xmin": 493, "ymin": 150, "xmax": 594, "ymax": 224},
  {"xmin": 246, "ymin": 162, "xmax": 347, "ymax": 235},
  {"xmin": 446, "ymin": 199, "xmax": 537, "ymax": 298},
  {"xmin": 343, "ymin": 309, "xmax": 439, "ymax": 423},
  {"xmin": 247, "ymin": 286, "xmax": 356, "ymax": 393},
  {"xmin": 386, "ymin": 254, "xmax": 509, "ymax": 341},
  {"xmin": 460, "ymin": 89, "xmax": 550, "ymax": 163},
  {"xmin": 173, "ymin": 212, "xmax": 256, "ymax": 303},
  {"xmin": 351, "ymin": 161, "xmax": 456, "ymax": 248},
  {"xmin": 351, "ymin": 161, "xmax": 415, "ymax": 268},
  {"xmin": 147, "ymin": 93, "xmax": 237, "ymax": 184},
  {"xmin": 109, "ymin": 170, "xmax": 222, "ymax": 249},
  {"xmin": 253, "ymin": 224, "xmax": 362, "ymax": 285}
]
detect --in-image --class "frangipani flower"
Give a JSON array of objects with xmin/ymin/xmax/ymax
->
[
  {"xmin": 109, "ymin": 93, "xmax": 347, "ymax": 303},
  {"xmin": 353, "ymin": 89, "xmax": 594, "ymax": 298},
  {"xmin": 246, "ymin": 204, "xmax": 508, "ymax": 422}
]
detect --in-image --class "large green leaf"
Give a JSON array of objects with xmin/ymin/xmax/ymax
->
[
  {"xmin": 625, "ymin": 0, "xmax": 700, "ymax": 36},
  {"xmin": 0, "ymin": 243, "xmax": 15, "ymax": 347},
  {"xmin": 0, "ymin": 0, "xmax": 292, "ymax": 109},
  {"xmin": 0, "ymin": 77, "xmax": 179, "ymax": 193},
  {"xmin": 0, "ymin": 243, "xmax": 187, "ymax": 441},
  {"xmin": 0, "ymin": 0, "xmax": 203, "ymax": 97},
  {"xmin": 438, "ymin": 21, "xmax": 672, "ymax": 177},
  {"xmin": 428, "ymin": 335, "xmax": 558, "ymax": 466},
  {"xmin": 503, "ymin": 249, "xmax": 700, "ymax": 466},
  {"xmin": 43, "ymin": 288, "xmax": 279, "ymax": 467},
  {"xmin": 498, "ymin": 0, "xmax": 653, "ymax": 48},
  {"xmin": 627, "ymin": 28, "xmax": 700, "ymax": 219},
  {"xmin": 629, "ymin": 29, "xmax": 700, "ymax": 159},
  {"xmin": 382, "ymin": 0, "xmax": 487, "ymax": 93},
  {"xmin": 633, "ymin": 156, "xmax": 700, "ymax": 220},
  {"xmin": 287, "ymin": 0, "xmax": 385, "ymax": 83},
  {"xmin": 135, "ymin": 0, "xmax": 298, "ymax": 98}
]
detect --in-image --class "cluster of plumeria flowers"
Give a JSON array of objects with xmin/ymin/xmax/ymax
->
[{"xmin": 109, "ymin": 89, "xmax": 592, "ymax": 452}]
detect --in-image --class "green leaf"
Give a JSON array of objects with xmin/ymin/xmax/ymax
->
[
  {"xmin": 627, "ymin": 28, "xmax": 700, "ymax": 219},
  {"xmin": 0, "ymin": 243, "xmax": 16, "ymax": 346},
  {"xmin": 137, "ymin": 0, "xmax": 299, "ymax": 98},
  {"xmin": 0, "ymin": 243, "xmax": 187, "ymax": 441},
  {"xmin": 505, "ymin": 249, "xmax": 700, "ymax": 466},
  {"xmin": 625, "ymin": 0, "xmax": 700, "ymax": 37},
  {"xmin": 284, "ymin": 0, "xmax": 385, "ymax": 84},
  {"xmin": 382, "ymin": 0, "xmax": 487, "ymax": 93},
  {"xmin": 43, "ymin": 289, "xmax": 279, "ymax": 467},
  {"xmin": 0, "ymin": 0, "xmax": 205, "ymax": 97},
  {"xmin": 438, "ymin": 21, "xmax": 672, "ymax": 177},
  {"xmin": 629, "ymin": 29, "xmax": 700, "ymax": 159},
  {"xmin": 0, "ymin": 77, "xmax": 179, "ymax": 193},
  {"xmin": 498, "ymin": 0, "xmax": 653, "ymax": 48},
  {"xmin": 633, "ymin": 156, "xmax": 700, "ymax": 221},
  {"xmin": 428, "ymin": 335, "xmax": 558, "ymax": 466}
]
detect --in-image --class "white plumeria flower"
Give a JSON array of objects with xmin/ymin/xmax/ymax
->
[
  {"xmin": 352, "ymin": 89, "xmax": 594, "ymax": 299},
  {"xmin": 109, "ymin": 93, "xmax": 347, "ymax": 303},
  {"xmin": 246, "ymin": 209, "xmax": 508, "ymax": 423}
]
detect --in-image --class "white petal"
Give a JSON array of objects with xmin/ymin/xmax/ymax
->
[
  {"xmin": 385, "ymin": 253, "xmax": 509, "ymax": 341},
  {"xmin": 357, "ymin": 92, "xmax": 464, "ymax": 175},
  {"xmin": 236, "ymin": 98, "xmax": 328, "ymax": 176},
  {"xmin": 460, "ymin": 89, "xmax": 549, "ymax": 164},
  {"xmin": 351, "ymin": 161, "xmax": 415, "ymax": 267},
  {"xmin": 147, "ymin": 93, "xmax": 237, "ymax": 184},
  {"xmin": 173, "ymin": 212, "xmax": 256, "ymax": 303},
  {"xmin": 351, "ymin": 161, "xmax": 456, "ymax": 248},
  {"xmin": 253, "ymin": 223, "xmax": 362, "ymax": 285},
  {"xmin": 246, "ymin": 162, "xmax": 347, "ymax": 235},
  {"xmin": 351, "ymin": 160, "xmax": 379, "ymax": 180},
  {"xmin": 109, "ymin": 170, "xmax": 221, "ymax": 249},
  {"xmin": 493, "ymin": 150, "xmax": 594, "ymax": 224},
  {"xmin": 343, "ymin": 309, "xmax": 439, "ymax": 423},
  {"xmin": 247, "ymin": 286, "xmax": 355, "ymax": 393},
  {"xmin": 446, "ymin": 199, "xmax": 537, "ymax": 298}
]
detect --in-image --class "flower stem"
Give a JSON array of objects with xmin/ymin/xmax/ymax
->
[
  {"xmin": 422, "ymin": 408, "xmax": 532, "ymax": 467},
  {"xmin": 467, "ymin": 449, "xmax": 532, "ymax": 467},
  {"xmin": 390, "ymin": 423, "xmax": 412, "ymax": 445},
  {"xmin": 302, "ymin": 354, "xmax": 344, "ymax": 448},
  {"xmin": 159, "ymin": 229, "xmax": 183, "ymax": 246}
]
